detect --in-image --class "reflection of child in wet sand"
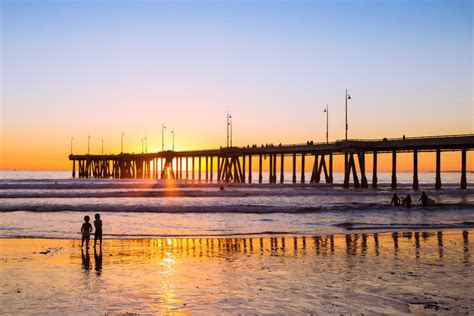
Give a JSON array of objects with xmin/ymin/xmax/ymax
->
[
  {"xmin": 94, "ymin": 213, "xmax": 103, "ymax": 248},
  {"xmin": 81, "ymin": 216, "xmax": 92, "ymax": 248}
]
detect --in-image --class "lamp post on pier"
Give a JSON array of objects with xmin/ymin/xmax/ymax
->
[
  {"xmin": 87, "ymin": 134, "xmax": 90, "ymax": 155},
  {"xmin": 345, "ymin": 89, "xmax": 351, "ymax": 141},
  {"xmin": 121, "ymin": 131, "xmax": 125, "ymax": 153},
  {"xmin": 226, "ymin": 112, "xmax": 232, "ymax": 148},
  {"xmin": 171, "ymin": 129, "xmax": 175, "ymax": 151},
  {"xmin": 162, "ymin": 124, "xmax": 166, "ymax": 151},
  {"xmin": 70, "ymin": 137, "xmax": 74, "ymax": 155},
  {"xmin": 101, "ymin": 139, "xmax": 104, "ymax": 154},
  {"xmin": 324, "ymin": 104, "xmax": 329, "ymax": 144},
  {"xmin": 141, "ymin": 138, "xmax": 144, "ymax": 153}
]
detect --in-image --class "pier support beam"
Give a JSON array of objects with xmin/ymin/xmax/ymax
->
[
  {"xmin": 461, "ymin": 148, "xmax": 467, "ymax": 189},
  {"xmin": 273, "ymin": 154, "xmax": 277, "ymax": 183},
  {"xmin": 248, "ymin": 155, "xmax": 252, "ymax": 183},
  {"xmin": 217, "ymin": 157, "xmax": 221, "ymax": 183},
  {"xmin": 391, "ymin": 151, "xmax": 397, "ymax": 189},
  {"xmin": 269, "ymin": 154, "xmax": 273, "ymax": 183},
  {"xmin": 205, "ymin": 156, "xmax": 209, "ymax": 182},
  {"xmin": 413, "ymin": 150, "xmax": 419, "ymax": 190},
  {"xmin": 301, "ymin": 153, "xmax": 305, "ymax": 183},
  {"xmin": 372, "ymin": 151, "xmax": 378, "ymax": 188},
  {"xmin": 349, "ymin": 153, "xmax": 360, "ymax": 188},
  {"xmin": 186, "ymin": 157, "xmax": 189, "ymax": 181},
  {"xmin": 328, "ymin": 153, "xmax": 333, "ymax": 183},
  {"xmin": 343, "ymin": 153, "xmax": 349, "ymax": 188},
  {"xmin": 192, "ymin": 157, "xmax": 195, "ymax": 182},
  {"xmin": 242, "ymin": 155, "xmax": 246, "ymax": 183},
  {"xmin": 210, "ymin": 156, "xmax": 213, "ymax": 183},
  {"xmin": 280, "ymin": 154, "xmax": 284, "ymax": 184},
  {"xmin": 435, "ymin": 149, "xmax": 441, "ymax": 190},
  {"xmin": 198, "ymin": 156, "xmax": 202, "ymax": 182},
  {"xmin": 72, "ymin": 160, "xmax": 76, "ymax": 178},
  {"xmin": 292, "ymin": 153, "xmax": 297, "ymax": 183},
  {"xmin": 259, "ymin": 154, "xmax": 263, "ymax": 184},
  {"xmin": 359, "ymin": 151, "xmax": 368, "ymax": 188}
]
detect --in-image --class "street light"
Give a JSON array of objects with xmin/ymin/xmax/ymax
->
[
  {"xmin": 162, "ymin": 124, "xmax": 166, "ymax": 151},
  {"xmin": 170, "ymin": 129, "xmax": 175, "ymax": 151},
  {"xmin": 345, "ymin": 89, "xmax": 352, "ymax": 140},
  {"xmin": 324, "ymin": 104, "xmax": 329, "ymax": 144},
  {"xmin": 227, "ymin": 112, "xmax": 232, "ymax": 148},
  {"xmin": 121, "ymin": 131, "xmax": 125, "ymax": 153},
  {"xmin": 141, "ymin": 138, "xmax": 144, "ymax": 153},
  {"xmin": 87, "ymin": 134, "xmax": 90, "ymax": 155},
  {"xmin": 70, "ymin": 137, "xmax": 74, "ymax": 155},
  {"xmin": 101, "ymin": 139, "xmax": 104, "ymax": 154}
]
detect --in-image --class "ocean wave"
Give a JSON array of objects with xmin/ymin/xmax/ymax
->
[
  {"xmin": 0, "ymin": 202, "xmax": 472, "ymax": 214},
  {"xmin": 334, "ymin": 221, "xmax": 474, "ymax": 230}
]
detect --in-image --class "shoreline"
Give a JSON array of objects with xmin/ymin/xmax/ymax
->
[
  {"xmin": 1, "ymin": 226, "xmax": 473, "ymax": 240},
  {"xmin": 1, "ymin": 229, "xmax": 473, "ymax": 314}
]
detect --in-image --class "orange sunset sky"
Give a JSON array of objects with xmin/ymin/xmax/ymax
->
[{"xmin": 1, "ymin": 1, "xmax": 472, "ymax": 171}]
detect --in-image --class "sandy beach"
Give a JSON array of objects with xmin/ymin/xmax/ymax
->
[{"xmin": 1, "ymin": 230, "xmax": 472, "ymax": 314}]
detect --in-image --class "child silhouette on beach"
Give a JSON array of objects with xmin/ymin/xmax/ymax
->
[
  {"xmin": 81, "ymin": 216, "xmax": 93, "ymax": 248},
  {"xmin": 94, "ymin": 213, "xmax": 103, "ymax": 248}
]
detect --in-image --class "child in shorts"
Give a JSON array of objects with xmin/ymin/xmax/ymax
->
[{"xmin": 81, "ymin": 216, "xmax": 93, "ymax": 248}]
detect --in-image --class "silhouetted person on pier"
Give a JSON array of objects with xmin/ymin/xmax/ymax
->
[
  {"xmin": 402, "ymin": 194, "xmax": 412, "ymax": 208},
  {"xmin": 81, "ymin": 216, "xmax": 92, "ymax": 248},
  {"xmin": 94, "ymin": 213, "xmax": 103, "ymax": 248},
  {"xmin": 419, "ymin": 191, "xmax": 429, "ymax": 206},
  {"xmin": 391, "ymin": 193, "xmax": 401, "ymax": 206}
]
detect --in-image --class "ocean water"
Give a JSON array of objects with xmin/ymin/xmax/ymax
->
[{"xmin": 0, "ymin": 170, "xmax": 473, "ymax": 239}]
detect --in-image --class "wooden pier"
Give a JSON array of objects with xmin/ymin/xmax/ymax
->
[{"xmin": 69, "ymin": 134, "xmax": 474, "ymax": 189}]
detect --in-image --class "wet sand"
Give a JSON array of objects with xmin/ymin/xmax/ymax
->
[{"xmin": 1, "ymin": 230, "xmax": 473, "ymax": 314}]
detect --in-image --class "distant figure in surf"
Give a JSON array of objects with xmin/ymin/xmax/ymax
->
[
  {"xmin": 94, "ymin": 213, "xmax": 103, "ymax": 248},
  {"xmin": 419, "ymin": 192, "xmax": 429, "ymax": 207},
  {"xmin": 219, "ymin": 185, "xmax": 225, "ymax": 191},
  {"xmin": 81, "ymin": 216, "xmax": 93, "ymax": 248},
  {"xmin": 402, "ymin": 194, "xmax": 412, "ymax": 208},
  {"xmin": 391, "ymin": 193, "xmax": 401, "ymax": 206}
]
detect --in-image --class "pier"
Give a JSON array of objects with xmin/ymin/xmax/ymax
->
[{"xmin": 69, "ymin": 134, "xmax": 474, "ymax": 189}]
